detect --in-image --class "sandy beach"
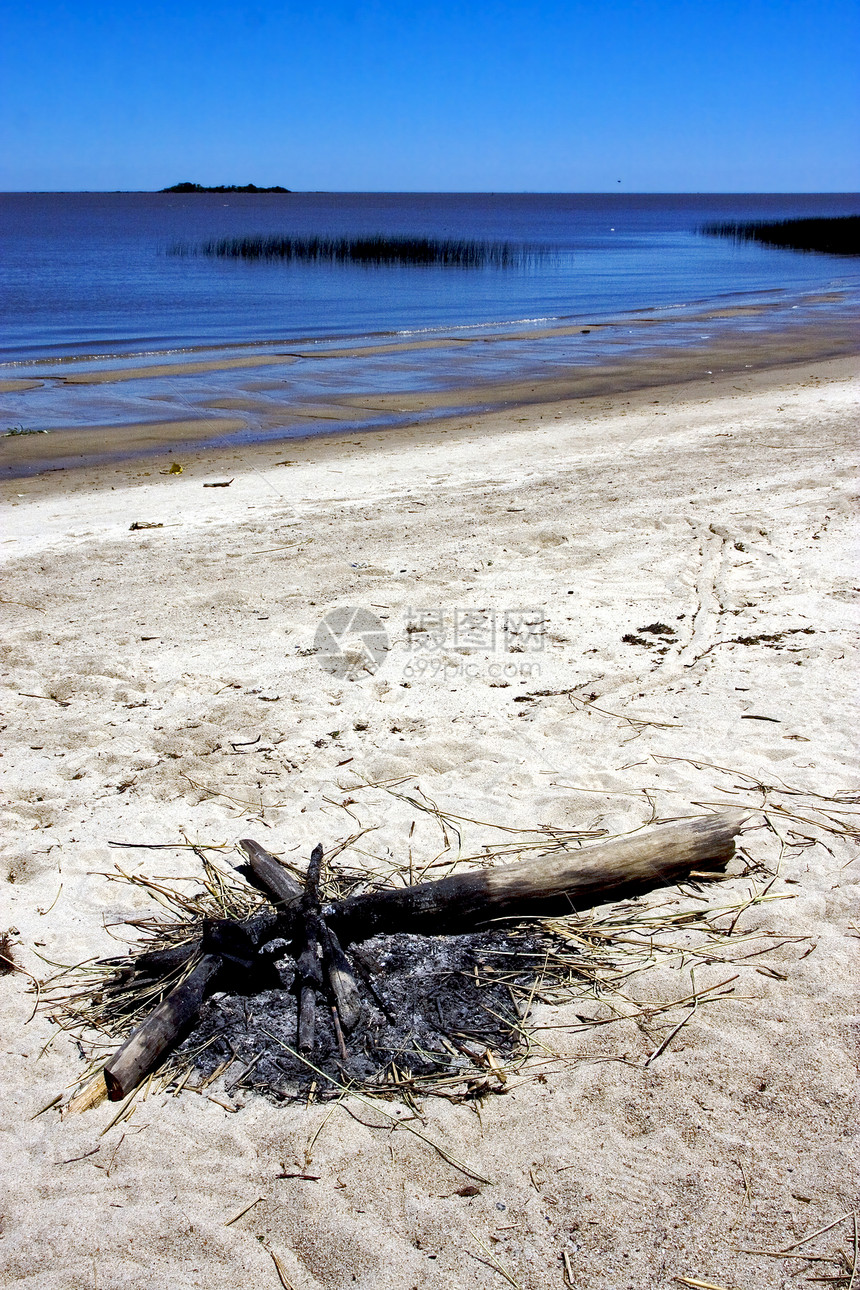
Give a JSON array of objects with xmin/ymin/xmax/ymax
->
[{"xmin": 1, "ymin": 353, "xmax": 858, "ymax": 1289}]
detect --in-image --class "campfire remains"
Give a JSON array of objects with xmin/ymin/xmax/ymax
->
[{"xmin": 68, "ymin": 810, "xmax": 747, "ymax": 1105}]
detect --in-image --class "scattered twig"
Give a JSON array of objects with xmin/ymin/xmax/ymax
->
[
  {"xmin": 673, "ymin": 1278, "xmax": 736, "ymax": 1290},
  {"xmin": 784, "ymin": 1213, "xmax": 856, "ymax": 1253},
  {"xmin": 739, "ymin": 1211, "xmax": 855, "ymax": 1258},
  {"xmin": 471, "ymin": 1233, "xmax": 523, "ymax": 1288},
  {"xmin": 225, "ymin": 1196, "xmax": 265, "ymax": 1226},
  {"xmin": 847, "ymin": 1212, "xmax": 859, "ymax": 1290},
  {"xmin": 31, "ymin": 1093, "xmax": 63, "ymax": 1119},
  {"xmin": 268, "ymin": 1248, "xmax": 295, "ymax": 1289},
  {"xmin": 644, "ymin": 968, "xmax": 699, "ymax": 1065},
  {"xmin": 58, "ymin": 1146, "xmax": 101, "ymax": 1165}
]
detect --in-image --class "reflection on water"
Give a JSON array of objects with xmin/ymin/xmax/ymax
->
[
  {"xmin": 2, "ymin": 192, "xmax": 858, "ymax": 363},
  {"xmin": 1, "ymin": 193, "xmax": 858, "ymax": 475}
]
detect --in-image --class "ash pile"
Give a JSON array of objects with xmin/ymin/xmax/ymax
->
[{"xmin": 180, "ymin": 926, "xmax": 546, "ymax": 1100}]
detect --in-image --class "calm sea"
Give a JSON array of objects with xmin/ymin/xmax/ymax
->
[
  {"xmin": 2, "ymin": 192, "xmax": 858, "ymax": 362},
  {"xmin": 1, "ymin": 193, "xmax": 858, "ymax": 474}
]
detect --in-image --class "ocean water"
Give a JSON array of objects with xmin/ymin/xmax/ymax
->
[
  {"xmin": 1, "ymin": 194, "xmax": 858, "ymax": 474},
  {"xmin": 1, "ymin": 192, "xmax": 858, "ymax": 362}
]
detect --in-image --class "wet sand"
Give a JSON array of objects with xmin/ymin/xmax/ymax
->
[
  {"xmin": 59, "ymin": 354, "xmax": 302, "ymax": 383},
  {"xmin": 2, "ymin": 299, "xmax": 858, "ymax": 479},
  {"xmin": 0, "ymin": 416, "xmax": 248, "ymax": 473}
]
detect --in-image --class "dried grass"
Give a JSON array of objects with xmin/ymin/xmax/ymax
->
[{"xmin": 38, "ymin": 767, "xmax": 858, "ymax": 1108}]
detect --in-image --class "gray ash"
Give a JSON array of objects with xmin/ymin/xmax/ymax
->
[{"xmin": 180, "ymin": 927, "xmax": 547, "ymax": 1099}]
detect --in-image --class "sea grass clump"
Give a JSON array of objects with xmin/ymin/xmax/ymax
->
[
  {"xmin": 702, "ymin": 215, "xmax": 860, "ymax": 256},
  {"xmin": 172, "ymin": 234, "xmax": 533, "ymax": 268}
]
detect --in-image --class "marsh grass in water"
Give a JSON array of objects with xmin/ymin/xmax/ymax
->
[
  {"xmin": 172, "ymin": 233, "xmax": 542, "ymax": 268},
  {"xmin": 703, "ymin": 214, "xmax": 860, "ymax": 256}
]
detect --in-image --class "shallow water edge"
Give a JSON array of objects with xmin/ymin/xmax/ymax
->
[{"xmin": 1, "ymin": 295, "xmax": 858, "ymax": 480}]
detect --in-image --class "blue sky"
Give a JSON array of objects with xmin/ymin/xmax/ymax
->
[{"xmin": 1, "ymin": 0, "xmax": 858, "ymax": 191}]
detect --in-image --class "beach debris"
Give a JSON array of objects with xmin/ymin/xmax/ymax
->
[
  {"xmin": 161, "ymin": 462, "xmax": 183, "ymax": 475},
  {"xmin": 103, "ymin": 952, "xmax": 225, "ymax": 1100},
  {"xmin": 203, "ymin": 479, "xmax": 234, "ymax": 487},
  {"xmin": 65, "ymin": 1075, "xmax": 108, "ymax": 1114},
  {"xmin": 224, "ymin": 1195, "xmax": 266, "ymax": 1226},
  {"xmin": 17, "ymin": 690, "xmax": 70, "ymax": 705},
  {"xmin": 0, "ymin": 930, "xmax": 18, "ymax": 974},
  {"xmin": 268, "ymin": 1248, "xmax": 296, "ymax": 1289},
  {"xmin": 79, "ymin": 812, "xmax": 745, "ymax": 1103},
  {"xmin": 0, "ymin": 597, "xmax": 45, "ymax": 611},
  {"xmin": 129, "ymin": 521, "xmax": 164, "ymax": 531}
]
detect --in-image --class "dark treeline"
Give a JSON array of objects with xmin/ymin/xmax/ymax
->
[
  {"xmin": 703, "ymin": 215, "xmax": 860, "ymax": 256},
  {"xmin": 162, "ymin": 182, "xmax": 291, "ymax": 193},
  {"xmin": 173, "ymin": 233, "xmax": 536, "ymax": 267}
]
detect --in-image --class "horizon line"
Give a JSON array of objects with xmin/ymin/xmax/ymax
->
[{"xmin": 2, "ymin": 188, "xmax": 859, "ymax": 197}]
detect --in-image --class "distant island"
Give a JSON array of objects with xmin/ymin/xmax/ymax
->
[{"xmin": 161, "ymin": 182, "xmax": 291, "ymax": 194}]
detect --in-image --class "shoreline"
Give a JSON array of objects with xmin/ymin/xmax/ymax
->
[
  {"xmin": 2, "ymin": 308, "xmax": 859, "ymax": 482},
  {"xmin": 2, "ymin": 353, "xmax": 857, "ymax": 537}
]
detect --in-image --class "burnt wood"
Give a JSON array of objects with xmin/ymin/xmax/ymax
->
[
  {"xmin": 320, "ymin": 923, "xmax": 363, "ymax": 1032},
  {"xmin": 239, "ymin": 839, "xmax": 363, "ymax": 1033},
  {"xmin": 103, "ymin": 953, "xmax": 223, "ymax": 1101},
  {"xmin": 239, "ymin": 839, "xmax": 304, "ymax": 908},
  {"xmin": 296, "ymin": 844, "xmax": 325, "ymax": 1051},
  {"xmin": 327, "ymin": 810, "xmax": 747, "ymax": 941},
  {"xmin": 95, "ymin": 811, "xmax": 746, "ymax": 1102}
]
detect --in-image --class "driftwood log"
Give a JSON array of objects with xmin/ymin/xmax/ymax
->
[
  {"xmin": 328, "ymin": 810, "xmax": 744, "ymax": 940},
  {"xmin": 101, "ymin": 810, "xmax": 746, "ymax": 1100},
  {"xmin": 103, "ymin": 954, "xmax": 222, "ymax": 1101}
]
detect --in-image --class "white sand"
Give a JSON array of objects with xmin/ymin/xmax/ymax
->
[{"xmin": 1, "ymin": 357, "xmax": 858, "ymax": 1289}]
